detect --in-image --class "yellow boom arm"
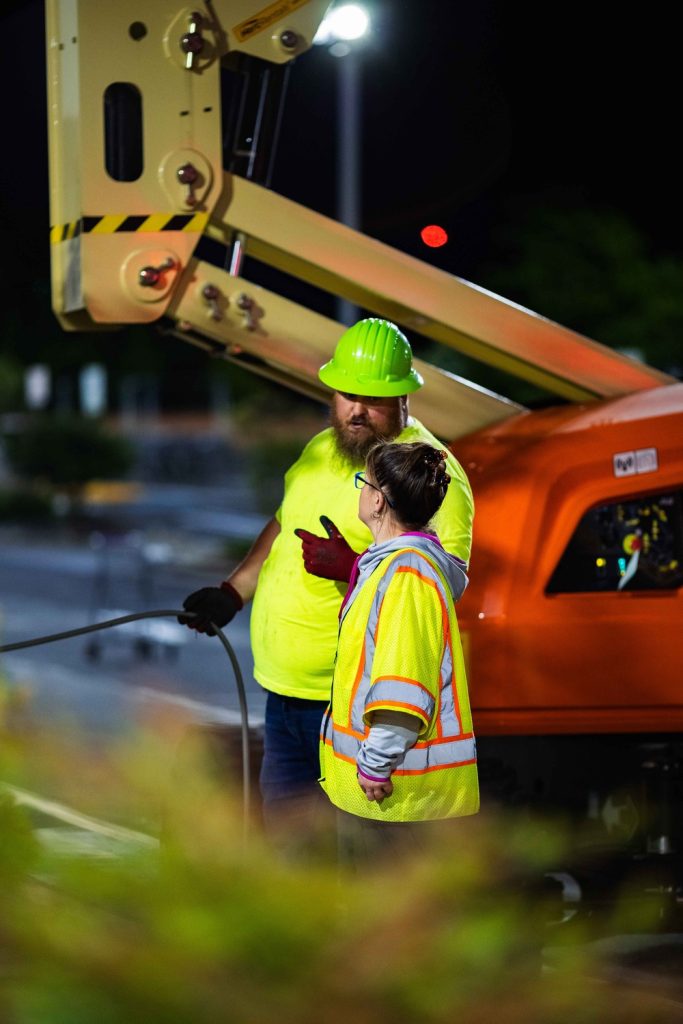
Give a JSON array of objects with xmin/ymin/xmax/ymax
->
[{"xmin": 46, "ymin": 0, "xmax": 671, "ymax": 437}]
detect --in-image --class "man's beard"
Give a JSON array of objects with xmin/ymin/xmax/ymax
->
[{"xmin": 330, "ymin": 404, "xmax": 404, "ymax": 464}]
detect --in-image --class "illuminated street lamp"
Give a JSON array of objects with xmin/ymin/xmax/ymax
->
[
  {"xmin": 314, "ymin": 4, "xmax": 371, "ymax": 324},
  {"xmin": 314, "ymin": 4, "xmax": 370, "ymax": 48}
]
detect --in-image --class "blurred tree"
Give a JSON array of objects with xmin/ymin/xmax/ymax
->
[
  {"xmin": 375, "ymin": 198, "xmax": 683, "ymax": 410},
  {"xmin": 479, "ymin": 197, "xmax": 683, "ymax": 376},
  {"xmin": 6, "ymin": 414, "xmax": 133, "ymax": 489},
  {"xmin": 0, "ymin": 355, "xmax": 22, "ymax": 412}
]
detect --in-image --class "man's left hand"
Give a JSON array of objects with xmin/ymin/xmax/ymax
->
[{"xmin": 294, "ymin": 515, "xmax": 358, "ymax": 582}]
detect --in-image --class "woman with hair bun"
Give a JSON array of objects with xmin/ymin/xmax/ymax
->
[{"xmin": 320, "ymin": 441, "xmax": 479, "ymax": 857}]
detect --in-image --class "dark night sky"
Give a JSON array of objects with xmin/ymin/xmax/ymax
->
[
  {"xmin": 275, "ymin": 0, "xmax": 683, "ymax": 277},
  {"xmin": 1, "ymin": 1, "xmax": 681, "ymax": 365}
]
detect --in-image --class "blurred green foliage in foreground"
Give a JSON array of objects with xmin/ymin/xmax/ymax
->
[{"xmin": 0, "ymin": 691, "xmax": 674, "ymax": 1024}]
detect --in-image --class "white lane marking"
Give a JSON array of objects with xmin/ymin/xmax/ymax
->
[
  {"xmin": 135, "ymin": 687, "xmax": 263, "ymax": 727},
  {"xmin": 2, "ymin": 783, "xmax": 158, "ymax": 848}
]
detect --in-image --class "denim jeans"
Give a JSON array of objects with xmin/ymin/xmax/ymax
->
[{"xmin": 259, "ymin": 691, "xmax": 329, "ymax": 808}]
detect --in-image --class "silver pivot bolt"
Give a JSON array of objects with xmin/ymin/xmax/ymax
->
[
  {"xmin": 181, "ymin": 12, "xmax": 204, "ymax": 69},
  {"xmin": 138, "ymin": 257, "xmax": 175, "ymax": 287},
  {"xmin": 202, "ymin": 283, "xmax": 223, "ymax": 321},
  {"xmin": 236, "ymin": 292, "xmax": 259, "ymax": 331},
  {"xmin": 177, "ymin": 162, "xmax": 200, "ymax": 207},
  {"xmin": 280, "ymin": 29, "xmax": 298, "ymax": 50}
]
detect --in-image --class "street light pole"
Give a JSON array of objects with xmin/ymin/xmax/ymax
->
[
  {"xmin": 336, "ymin": 48, "xmax": 361, "ymax": 324},
  {"xmin": 314, "ymin": 3, "xmax": 370, "ymax": 325}
]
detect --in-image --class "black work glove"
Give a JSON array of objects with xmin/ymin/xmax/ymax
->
[
  {"xmin": 294, "ymin": 515, "xmax": 358, "ymax": 583},
  {"xmin": 178, "ymin": 582, "xmax": 243, "ymax": 636}
]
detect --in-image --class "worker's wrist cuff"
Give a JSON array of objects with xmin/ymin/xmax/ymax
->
[
  {"xmin": 220, "ymin": 580, "xmax": 244, "ymax": 609},
  {"xmin": 357, "ymin": 766, "xmax": 391, "ymax": 783}
]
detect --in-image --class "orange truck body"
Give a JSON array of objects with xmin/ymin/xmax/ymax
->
[{"xmin": 456, "ymin": 384, "xmax": 683, "ymax": 738}]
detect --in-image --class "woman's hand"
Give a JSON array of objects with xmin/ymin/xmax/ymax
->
[{"xmin": 357, "ymin": 772, "xmax": 393, "ymax": 802}]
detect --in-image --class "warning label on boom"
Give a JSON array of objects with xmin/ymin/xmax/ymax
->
[{"xmin": 233, "ymin": 0, "xmax": 311, "ymax": 42}]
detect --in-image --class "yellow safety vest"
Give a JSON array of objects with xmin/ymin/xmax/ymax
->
[
  {"xmin": 250, "ymin": 419, "xmax": 474, "ymax": 700},
  {"xmin": 319, "ymin": 546, "xmax": 479, "ymax": 822}
]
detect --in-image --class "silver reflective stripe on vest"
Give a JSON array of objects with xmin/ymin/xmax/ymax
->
[
  {"xmin": 331, "ymin": 728, "xmax": 362, "ymax": 761},
  {"xmin": 400, "ymin": 735, "xmax": 476, "ymax": 772},
  {"xmin": 365, "ymin": 678, "xmax": 435, "ymax": 719},
  {"xmin": 329, "ymin": 726, "xmax": 476, "ymax": 772},
  {"xmin": 437, "ymin": 641, "xmax": 461, "ymax": 736}
]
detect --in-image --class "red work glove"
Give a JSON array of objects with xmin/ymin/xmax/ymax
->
[{"xmin": 294, "ymin": 515, "xmax": 358, "ymax": 583}]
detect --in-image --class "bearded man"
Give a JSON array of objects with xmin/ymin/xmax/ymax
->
[{"xmin": 180, "ymin": 319, "xmax": 474, "ymax": 830}]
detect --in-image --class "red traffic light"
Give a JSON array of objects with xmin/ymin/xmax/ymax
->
[{"xmin": 420, "ymin": 224, "xmax": 448, "ymax": 248}]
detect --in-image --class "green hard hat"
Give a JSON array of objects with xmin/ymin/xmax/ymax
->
[{"xmin": 319, "ymin": 318, "xmax": 424, "ymax": 397}]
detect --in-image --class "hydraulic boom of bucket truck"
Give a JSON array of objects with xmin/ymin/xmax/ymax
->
[{"xmin": 46, "ymin": 1, "xmax": 683, "ymax": 864}]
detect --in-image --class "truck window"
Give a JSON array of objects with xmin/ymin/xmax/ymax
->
[{"xmin": 546, "ymin": 490, "xmax": 683, "ymax": 593}]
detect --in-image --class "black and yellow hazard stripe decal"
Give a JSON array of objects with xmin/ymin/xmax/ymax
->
[{"xmin": 50, "ymin": 212, "xmax": 209, "ymax": 244}]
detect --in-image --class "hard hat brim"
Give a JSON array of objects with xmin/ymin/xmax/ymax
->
[{"xmin": 318, "ymin": 362, "xmax": 424, "ymax": 397}]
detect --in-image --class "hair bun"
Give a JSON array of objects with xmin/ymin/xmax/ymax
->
[
  {"xmin": 423, "ymin": 448, "xmax": 447, "ymax": 468},
  {"xmin": 423, "ymin": 448, "xmax": 450, "ymax": 493}
]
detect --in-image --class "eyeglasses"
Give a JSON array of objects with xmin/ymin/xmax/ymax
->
[{"xmin": 354, "ymin": 471, "xmax": 395, "ymax": 508}]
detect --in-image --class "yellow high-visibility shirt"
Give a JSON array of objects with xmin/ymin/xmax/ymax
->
[{"xmin": 250, "ymin": 418, "xmax": 474, "ymax": 700}]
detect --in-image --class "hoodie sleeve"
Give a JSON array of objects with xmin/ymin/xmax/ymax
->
[{"xmin": 357, "ymin": 711, "xmax": 422, "ymax": 779}]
